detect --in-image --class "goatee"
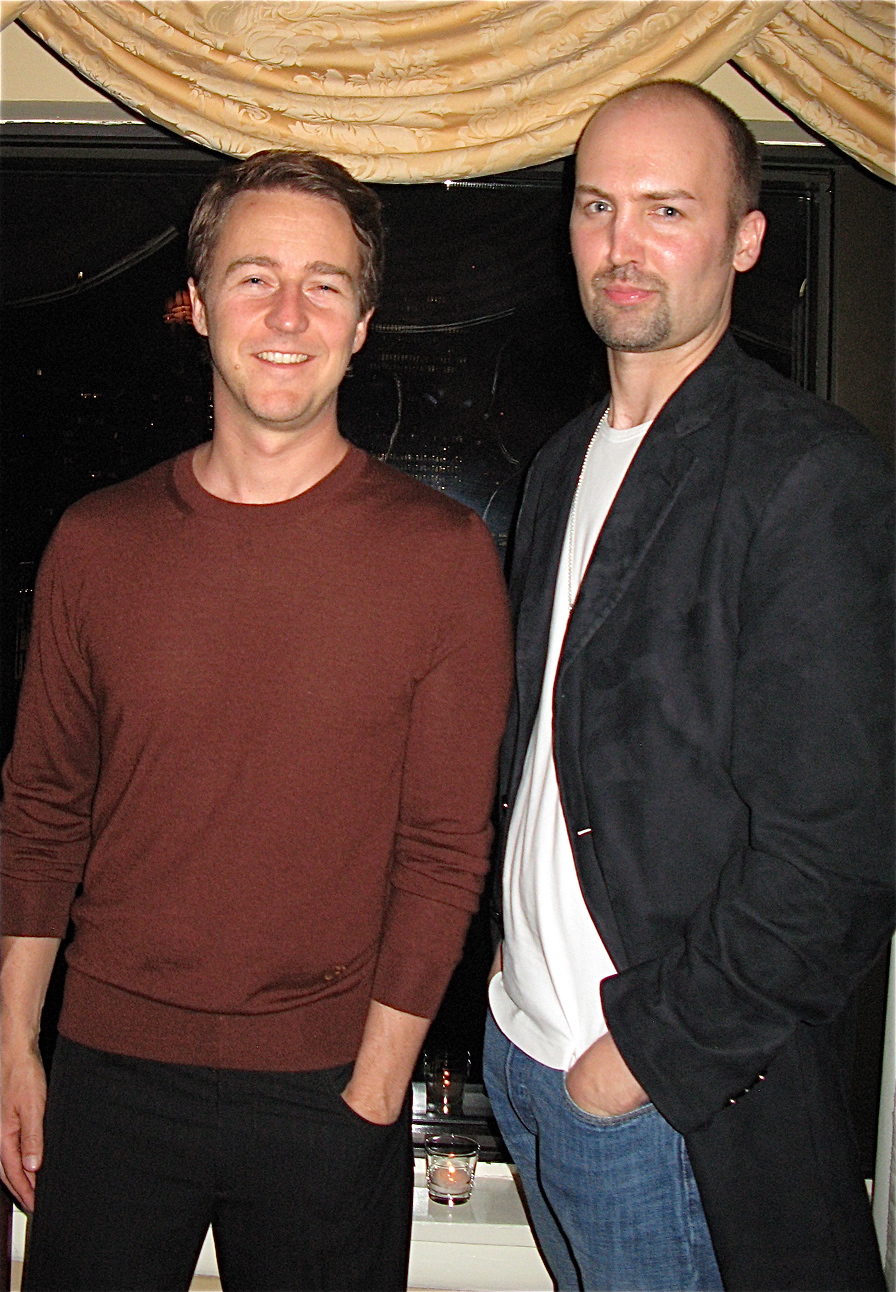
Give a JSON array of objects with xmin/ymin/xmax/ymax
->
[{"xmin": 586, "ymin": 272, "xmax": 670, "ymax": 352}]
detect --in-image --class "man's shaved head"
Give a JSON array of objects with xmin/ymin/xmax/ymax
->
[
  {"xmin": 583, "ymin": 80, "xmax": 762, "ymax": 232},
  {"xmin": 570, "ymin": 77, "xmax": 767, "ymax": 357}
]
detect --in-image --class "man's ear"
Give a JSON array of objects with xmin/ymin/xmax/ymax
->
[
  {"xmin": 187, "ymin": 278, "xmax": 209, "ymax": 337},
  {"xmin": 352, "ymin": 309, "xmax": 374, "ymax": 355},
  {"xmin": 732, "ymin": 210, "xmax": 766, "ymax": 273}
]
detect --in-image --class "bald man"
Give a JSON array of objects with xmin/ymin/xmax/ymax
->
[{"xmin": 485, "ymin": 82, "xmax": 892, "ymax": 1292}]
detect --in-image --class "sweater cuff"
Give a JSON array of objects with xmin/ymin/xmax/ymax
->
[
  {"xmin": 371, "ymin": 888, "xmax": 473, "ymax": 1019},
  {"xmin": 0, "ymin": 874, "xmax": 77, "ymax": 936}
]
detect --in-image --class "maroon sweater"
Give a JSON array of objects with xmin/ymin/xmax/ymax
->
[{"xmin": 2, "ymin": 446, "xmax": 512, "ymax": 1070}]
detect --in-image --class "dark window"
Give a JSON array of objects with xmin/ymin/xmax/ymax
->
[{"xmin": 2, "ymin": 124, "xmax": 891, "ymax": 1161}]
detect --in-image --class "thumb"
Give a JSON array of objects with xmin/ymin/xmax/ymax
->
[{"xmin": 20, "ymin": 1117, "xmax": 44, "ymax": 1173}]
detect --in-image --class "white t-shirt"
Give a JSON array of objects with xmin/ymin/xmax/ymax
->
[{"xmin": 489, "ymin": 412, "xmax": 652, "ymax": 1071}]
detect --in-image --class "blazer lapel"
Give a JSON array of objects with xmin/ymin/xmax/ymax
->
[
  {"xmin": 560, "ymin": 336, "xmax": 738, "ymax": 672},
  {"xmin": 506, "ymin": 404, "xmax": 604, "ymax": 794},
  {"xmin": 506, "ymin": 333, "xmax": 739, "ymax": 798},
  {"xmin": 559, "ymin": 430, "xmax": 698, "ymax": 672}
]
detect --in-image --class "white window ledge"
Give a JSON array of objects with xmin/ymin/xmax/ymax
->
[{"xmin": 409, "ymin": 1162, "xmax": 552, "ymax": 1290}]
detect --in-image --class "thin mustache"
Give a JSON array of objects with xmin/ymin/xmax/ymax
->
[{"xmin": 592, "ymin": 270, "xmax": 665, "ymax": 291}]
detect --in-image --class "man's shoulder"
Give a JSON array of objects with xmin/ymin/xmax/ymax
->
[
  {"xmin": 355, "ymin": 450, "xmax": 490, "ymax": 542},
  {"xmin": 710, "ymin": 341, "xmax": 892, "ymax": 504},
  {"xmin": 723, "ymin": 340, "xmax": 858, "ymax": 437},
  {"xmin": 521, "ymin": 337, "xmax": 890, "ymax": 522},
  {"xmin": 653, "ymin": 334, "xmax": 871, "ymax": 459},
  {"xmin": 523, "ymin": 402, "xmax": 605, "ymax": 490},
  {"xmin": 347, "ymin": 453, "xmax": 506, "ymax": 612},
  {"xmin": 56, "ymin": 455, "xmax": 178, "ymax": 542}
]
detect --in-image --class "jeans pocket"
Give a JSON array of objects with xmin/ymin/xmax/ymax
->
[{"xmin": 561, "ymin": 1072, "xmax": 655, "ymax": 1127}]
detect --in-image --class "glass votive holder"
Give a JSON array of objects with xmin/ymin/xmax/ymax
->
[
  {"xmin": 424, "ymin": 1133, "xmax": 479, "ymax": 1205},
  {"xmin": 423, "ymin": 1048, "xmax": 471, "ymax": 1116}
]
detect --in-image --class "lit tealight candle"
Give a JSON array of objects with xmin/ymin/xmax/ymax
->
[
  {"xmin": 429, "ymin": 1162, "xmax": 472, "ymax": 1198},
  {"xmin": 424, "ymin": 1133, "xmax": 478, "ymax": 1205}
]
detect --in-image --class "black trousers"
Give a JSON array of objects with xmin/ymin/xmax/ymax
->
[{"xmin": 24, "ymin": 1037, "xmax": 413, "ymax": 1292}]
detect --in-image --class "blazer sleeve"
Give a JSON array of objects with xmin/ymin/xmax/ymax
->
[{"xmin": 601, "ymin": 431, "xmax": 895, "ymax": 1135}]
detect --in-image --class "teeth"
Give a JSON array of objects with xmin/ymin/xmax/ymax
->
[{"xmin": 257, "ymin": 352, "xmax": 310, "ymax": 364}]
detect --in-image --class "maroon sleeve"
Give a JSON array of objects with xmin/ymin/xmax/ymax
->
[
  {"xmin": 371, "ymin": 513, "xmax": 513, "ymax": 1018},
  {"xmin": 2, "ymin": 520, "xmax": 100, "ymax": 935}
]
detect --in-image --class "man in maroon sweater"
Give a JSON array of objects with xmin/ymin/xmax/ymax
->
[{"xmin": 1, "ymin": 152, "xmax": 512, "ymax": 1291}]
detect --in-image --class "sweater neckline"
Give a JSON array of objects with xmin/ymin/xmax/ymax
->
[{"xmin": 169, "ymin": 442, "xmax": 366, "ymax": 526}]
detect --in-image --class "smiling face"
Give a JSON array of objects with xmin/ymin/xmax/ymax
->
[
  {"xmin": 570, "ymin": 91, "xmax": 765, "ymax": 359},
  {"xmin": 188, "ymin": 188, "xmax": 371, "ymax": 442}
]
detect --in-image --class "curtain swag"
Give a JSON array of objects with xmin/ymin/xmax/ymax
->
[{"xmin": 3, "ymin": 2, "xmax": 893, "ymax": 183}]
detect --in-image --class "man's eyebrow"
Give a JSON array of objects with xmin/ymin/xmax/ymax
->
[
  {"xmin": 642, "ymin": 189, "xmax": 697, "ymax": 203},
  {"xmin": 573, "ymin": 185, "xmax": 698, "ymax": 203},
  {"xmin": 224, "ymin": 255, "xmax": 278, "ymax": 275},
  {"xmin": 223, "ymin": 256, "xmax": 355, "ymax": 281},
  {"xmin": 306, "ymin": 261, "xmax": 355, "ymax": 282}
]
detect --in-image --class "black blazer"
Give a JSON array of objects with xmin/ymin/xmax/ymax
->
[{"xmin": 496, "ymin": 334, "xmax": 894, "ymax": 1290}]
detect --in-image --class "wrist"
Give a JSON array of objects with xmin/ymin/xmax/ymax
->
[
  {"xmin": 0, "ymin": 1015, "xmax": 42, "ymax": 1054},
  {"xmin": 341, "ymin": 1075, "xmax": 406, "ymax": 1125}
]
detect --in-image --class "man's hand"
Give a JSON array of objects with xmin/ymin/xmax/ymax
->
[
  {"xmin": 1, "ymin": 936, "xmax": 61, "ymax": 1211},
  {"xmin": 1, "ymin": 1038, "xmax": 47, "ymax": 1211},
  {"xmin": 340, "ymin": 999, "xmax": 431, "ymax": 1125},
  {"xmin": 565, "ymin": 1029, "xmax": 649, "ymax": 1118}
]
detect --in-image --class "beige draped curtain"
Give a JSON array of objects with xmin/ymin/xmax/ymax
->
[{"xmin": 1, "ymin": 2, "xmax": 892, "ymax": 183}]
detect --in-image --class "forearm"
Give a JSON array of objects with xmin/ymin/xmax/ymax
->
[
  {"xmin": 341, "ymin": 999, "xmax": 431, "ymax": 1124},
  {"xmin": 1, "ymin": 935, "xmax": 61, "ymax": 1210},
  {"xmin": 1, "ymin": 935, "xmax": 61, "ymax": 1047}
]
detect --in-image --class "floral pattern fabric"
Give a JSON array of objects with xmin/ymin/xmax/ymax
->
[{"xmin": 1, "ymin": 1, "xmax": 892, "ymax": 182}]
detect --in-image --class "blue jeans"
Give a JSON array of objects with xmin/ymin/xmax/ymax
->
[{"xmin": 484, "ymin": 1011, "xmax": 723, "ymax": 1292}]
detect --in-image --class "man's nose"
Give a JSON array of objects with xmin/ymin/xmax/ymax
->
[
  {"xmin": 265, "ymin": 284, "xmax": 309, "ymax": 333},
  {"xmin": 607, "ymin": 210, "xmax": 644, "ymax": 267}
]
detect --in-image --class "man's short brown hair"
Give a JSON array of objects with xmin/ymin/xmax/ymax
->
[
  {"xmin": 188, "ymin": 150, "xmax": 384, "ymax": 314},
  {"xmin": 587, "ymin": 80, "xmax": 762, "ymax": 231}
]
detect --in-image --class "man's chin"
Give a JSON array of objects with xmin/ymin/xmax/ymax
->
[
  {"xmin": 588, "ymin": 306, "xmax": 671, "ymax": 352},
  {"xmin": 600, "ymin": 336, "xmax": 663, "ymax": 353},
  {"xmin": 247, "ymin": 398, "xmax": 333, "ymax": 434}
]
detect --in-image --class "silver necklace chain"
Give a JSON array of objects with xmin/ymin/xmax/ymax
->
[{"xmin": 568, "ymin": 408, "xmax": 611, "ymax": 609}]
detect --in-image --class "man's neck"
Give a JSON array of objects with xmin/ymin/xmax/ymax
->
[
  {"xmin": 193, "ymin": 419, "xmax": 349, "ymax": 504},
  {"xmin": 605, "ymin": 321, "xmax": 726, "ymax": 430}
]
